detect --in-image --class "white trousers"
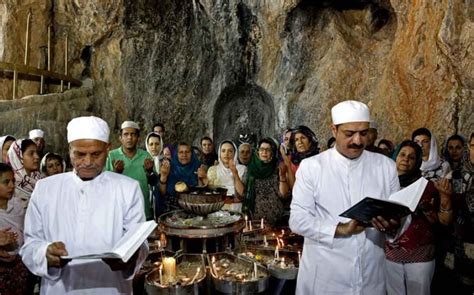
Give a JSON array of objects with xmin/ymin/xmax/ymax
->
[{"xmin": 385, "ymin": 259, "xmax": 435, "ymax": 295}]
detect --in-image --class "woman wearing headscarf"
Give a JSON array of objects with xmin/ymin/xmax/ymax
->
[
  {"xmin": 0, "ymin": 135, "xmax": 15, "ymax": 163},
  {"xmin": 40, "ymin": 152, "xmax": 66, "ymax": 177},
  {"xmin": 145, "ymin": 132, "xmax": 166, "ymax": 218},
  {"xmin": 243, "ymin": 138, "xmax": 290, "ymax": 226},
  {"xmin": 201, "ymin": 140, "xmax": 247, "ymax": 211},
  {"xmin": 384, "ymin": 140, "xmax": 453, "ymax": 295},
  {"xmin": 5, "ymin": 139, "xmax": 41, "ymax": 208},
  {"xmin": 159, "ymin": 142, "xmax": 202, "ymax": 210},
  {"xmin": 412, "ymin": 128, "xmax": 450, "ymax": 181},
  {"xmin": 238, "ymin": 143, "xmax": 252, "ymax": 166},
  {"xmin": 286, "ymin": 125, "xmax": 319, "ymax": 188}
]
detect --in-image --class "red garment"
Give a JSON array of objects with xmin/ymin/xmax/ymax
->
[{"xmin": 384, "ymin": 181, "xmax": 439, "ymax": 263}]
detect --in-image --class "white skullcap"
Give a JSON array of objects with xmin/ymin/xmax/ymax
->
[
  {"xmin": 29, "ymin": 129, "xmax": 44, "ymax": 139},
  {"xmin": 369, "ymin": 121, "xmax": 378, "ymax": 129},
  {"xmin": 67, "ymin": 116, "xmax": 110, "ymax": 143},
  {"xmin": 121, "ymin": 121, "xmax": 140, "ymax": 130},
  {"xmin": 331, "ymin": 100, "xmax": 370, "ymax": 125}
]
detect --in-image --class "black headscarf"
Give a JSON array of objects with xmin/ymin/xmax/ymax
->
[
  {"xmin": 391, "ymin": 140, "xmax": 423, "ymax": 188},
  {"xmin": 289, "ymin": 125, "xmax": 319, "ymax": 165}
]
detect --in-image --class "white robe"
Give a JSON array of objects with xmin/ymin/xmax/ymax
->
[
  {"xmin": 20, "ymin": 171, "xmax": 148, "ymax": 295},
  {"xmin": 289, "ymin": 148, "xmax": 399, "ymax": 295}
]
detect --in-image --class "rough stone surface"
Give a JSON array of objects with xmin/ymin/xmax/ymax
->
[
  {"xmin": 0, "ymin": 86, "xmax": 95, "ymax": 157},
  {"xmin": 0, "ymin": 0, "xmax": 472, "ymax": 153}
]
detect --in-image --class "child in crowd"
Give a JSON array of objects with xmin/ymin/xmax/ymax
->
[{"xmin": 0, "ymin": 163, "xmax": 28, "ymax": 294}]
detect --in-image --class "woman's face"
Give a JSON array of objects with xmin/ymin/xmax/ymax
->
[
  {"xmin": 163, "ymin": 147, "xmax": 172, "ymax": 160},
  {"xmin": 283, "ymin": 131, "xmax": 292, "ymax": 148},
  {"xmin": 447, "ymin": 139, "xmax": 464, "ymax": 162},
  {"xmin": 239, "ymin": 145, "xmax": 251, "ymax": 165},
  {"xmin": 177, "ymin": 145, "xmax": 192, "ymax": 165},
  {"xmin": 220, "ymin": 143, "xmax": 235, "ymax": 166},
  {"xmin": 2, "ymin": 139, "xmax": 14, "ymax": 162},
  {"xmin": 0, "ymin": 171, "xmax": 15, "ymax": 200},
  {"xmin": 258, "ymin": 143, "xmax": 273, "ymax": 163},
  {"xmin": 23, "ymin": 144, "xmax": 40, "ymax": 174},
  {"xmin": 396, "ymin": 146, "xmax": 417, "ymax": 175},
  {"xmin": 414, "ymin": 135, "xmax": 431, "ymax": 158},
  {"xmin": 295, "ymin": 132, "xmax": 311, "ymax": 153},
  {"xmin": 46, "ymin": 158, "xmax": 63, "ymax": 176},
  {"xmin": 148, "ymin": 136, "xmax": 161, "ymax": 157}
]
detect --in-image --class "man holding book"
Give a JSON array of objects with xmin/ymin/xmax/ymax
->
[
  {"xmin": 20, "ymin": 116, "xmax": 148, "ymax": 294},
  {"xmin": 290, "ymin": 100, "xmax": 400, "ymax": 294}
]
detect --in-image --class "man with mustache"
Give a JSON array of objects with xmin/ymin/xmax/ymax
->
[
  {"xmin": 20, "ymin": 116, "xmax": 148, "ymax": 294},
  {"xmin": 105, "ymin": 121, "xmax": 154, "ymax": 220},
  {"xmin": 290, "ymin": 100, "xmax": 400, "ymax": 294}
]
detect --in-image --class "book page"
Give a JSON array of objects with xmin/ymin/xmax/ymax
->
[
  {"xmin": 388, "ymin": 177, "xmax": 428, "ymax": 211},
  {"xmin": 62, "ymin": 220, "xmax": 157, "ymax": 262},
  {"xmin": 112, "ymin": 220, "xmax": 157, "ymax": 262}
]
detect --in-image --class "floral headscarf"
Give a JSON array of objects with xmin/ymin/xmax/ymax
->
[{"xmin": 6, "ymin": 139, "xmax": 42, "ymax": 194}]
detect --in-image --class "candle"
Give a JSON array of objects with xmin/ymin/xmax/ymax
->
[
  {"xmin": 263, "ymin": 235, "xmax": 268, "ymax": 247},
  {"xmin": 249, "ymin": 220, "xmax": 253, "ymax": 231},
  {"xmin": 211, "ymin": 256, "xmax": 217, "ymax": 277},
  {"xmin": 281, "ymin": 229, "xmax": 285, "ymax": 236},
  {"xmin": 159, "ymin": 264, "xmax": 163, "ymax": 285},
  {"xmin": 190, "ymin": 267, "xmax": 200, "ymax": 284},
  {"xmin": 157, "ymin": 240, "xmax": 161, "ymax": 249},
  {"xmin": 162, "ymin": 257, "xmax": 176, "ymax": 284},
  {"xmin": 298, "ymin": 250, "xmax": 301, "ymax": 265},
  {"xmin": 245, "ymin": 215, "xmax": 248, "ymax": 231},
  {"xmin": 280, "ymin": 257, "xmax": 286, "ymax": 268},
  {"xmin": 260, "ymin": 218, "xmax": 264, "ymax": 229},
  {"xmin": 253, "ymin": 262, "xmax": 257, "ymax": 279},
  {"xmin": 274, "ymin": 245, "xmax": 279, "ymax": 259}
]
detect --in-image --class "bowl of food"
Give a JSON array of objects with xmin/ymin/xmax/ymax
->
[{"xmin": 177, "ymin": 186, "xmax": 227, "ymax": 216}]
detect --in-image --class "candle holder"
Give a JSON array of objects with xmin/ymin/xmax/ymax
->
[
  {"xmin": 144, "ymin": 254, "xmax": 206, "ymax": 294},
  {"xmin": 238, "ymin": 247, "xmax": 300, "ymax": 280},
  {"xmin": 206, "ymin": 252, "xmax": 269, "ymax": 294}
]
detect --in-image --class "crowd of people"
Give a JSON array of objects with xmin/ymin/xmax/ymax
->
[{"xmin": 0, "ymin": 100, "xmax": 472, "ymax": 294}]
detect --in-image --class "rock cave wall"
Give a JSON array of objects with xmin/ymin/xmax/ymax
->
[{"xmin": 0, "ymin": 0, "xmax": 472, "ymax": 153}]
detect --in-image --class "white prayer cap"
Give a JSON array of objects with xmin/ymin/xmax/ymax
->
[
  {"xmin": 67, "ymin": 116, "xmax": 110, "ymax": 143},
  {"xmin": 369, "ymin": 121, "xmax": 378, "ymax": 129},
  {"xmin": 331, "ymin": 100, "xmax": 370, "ymax": 125},
  {"xmin": 120, "ymin": 121, "xmax": 140, "ymax": 130},
  {"xmin": 29, "ymin": 129, "xmax": 44, "ymax": 139}
]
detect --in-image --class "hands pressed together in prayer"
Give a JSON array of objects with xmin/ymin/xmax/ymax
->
[
  {"xmin": 112, "ymin": 159, "xmax": 125, "ymax": 174},
  {"xmin": 0, "ymin": 227, "xmax": 18, "ymax": 263},
  {"xmin": 0, "ymin": 227, "xmax": 17, "ymax": 247},
  {"xmin": 144, "ymin": 158, "xmax": 154, "ymax": 175}
]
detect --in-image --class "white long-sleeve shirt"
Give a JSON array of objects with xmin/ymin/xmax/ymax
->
[
  {"xmin": 20, "ymin": 171, "xmax": 148, "ymax": 294},
  {"xmin": 290, "ymin": 148, "xmax": 399, "ymax": 295}
]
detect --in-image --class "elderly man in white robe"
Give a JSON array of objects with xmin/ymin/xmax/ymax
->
[
  {"xmin": 20, "ymin": 116, "xmax": 148, "ymax": 294},
  {"xmin": 290, "ymin": 100, "xmax": 400, "ymax": 294}
]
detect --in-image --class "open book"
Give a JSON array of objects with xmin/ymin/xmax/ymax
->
[
  {"xmin": 62, "ymin": 220, "xmax": 157, "ymax": 263},
  {"xmin": 339, "ymin": 177, "xmax": 428, "ymax": 224}
]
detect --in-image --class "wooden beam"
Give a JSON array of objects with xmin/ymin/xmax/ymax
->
[{"xmin": 0, "ymin": 61, "xmax": 81, "ymax": 86}]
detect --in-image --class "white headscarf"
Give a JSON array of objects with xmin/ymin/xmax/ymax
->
[
  {"xmin": 0, "ymin": 135, "xmax": 15, "ymax": 163},
  {"xmin": 40, "ymin": 152, "xmax": 66, "ymax": 177},
  {"xmin": 0, "ymin": 196, "xmax": 25, "ymax": 253},
  {"xmin": 420, "ymin": 134, "xmax": 442, "ymax": 172},
  {"xmin": 145, "ymin": 132, "xmax": 163, "ymax": 172},
  {"xmin": 215, "ymin": 140, "xmax": 247, "ymax": 196}
]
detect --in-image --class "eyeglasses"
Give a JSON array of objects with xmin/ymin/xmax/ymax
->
[{"xmin": 258, "ymin": 147, "xmax": 272, "ymax": 153}]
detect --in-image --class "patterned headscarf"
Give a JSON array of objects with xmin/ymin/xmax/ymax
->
[{"xmin": 6, "ymin": 139, "xmax": 42, "ymax": 194}]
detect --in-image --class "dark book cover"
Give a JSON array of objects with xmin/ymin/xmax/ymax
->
[{"xmin": 339, "ymin": 197, "xmax": 412, "ymax": 225}]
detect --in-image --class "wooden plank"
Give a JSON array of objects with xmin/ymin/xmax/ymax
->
[{"xmin": 0, "ymin": 61, "xmax": 81, "ymax": 86}]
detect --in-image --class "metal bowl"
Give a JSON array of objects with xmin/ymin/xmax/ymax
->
[{"xmin": 177, "ymin": 187, "xmax": 227, "ymax": 216}]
